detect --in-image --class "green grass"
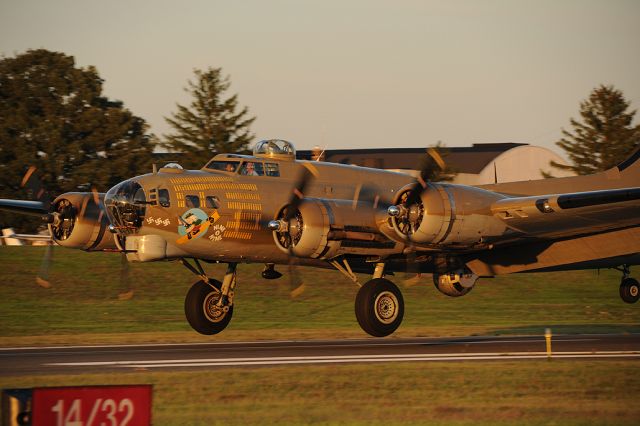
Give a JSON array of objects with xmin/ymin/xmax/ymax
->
[
  {"xmin": 0, "ymin": 246, "xmax": 638, "ymax": 345},
  {"xmin": 1, "ymin": 361, "xmax": 638, "ymax": 425},
  {"xmin": 1, "ymin": 247, "xmax": 639, "ymax": 425}
]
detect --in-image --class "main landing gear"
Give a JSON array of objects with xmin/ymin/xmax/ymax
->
[
  {"xmin": 618, "ymin": 265, "xmax": 639, "ymax": 304},
  {"xmin": 181, "ymin": 259, "xmax": 237, "ymax": 335},
  {"xmin": 355, "ymin": 278, "xmax": 404, "ymax": 337},
  {"xmin": 342, "ymin": 261, "xmax": 405, "ymax": 337}
]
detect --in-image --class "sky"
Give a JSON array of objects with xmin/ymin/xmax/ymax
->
[{"xmin": 1, "ymin": 0, "xmax": 639, "ymax": 154}]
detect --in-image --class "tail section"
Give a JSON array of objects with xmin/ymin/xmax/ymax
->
[
  {"xmin": 616, "ymin": 144, "xmax": 640, "ymax": 176},
  {"xmin": 479, "ymin": 143, "xmax": 640, "ymax": 196}
]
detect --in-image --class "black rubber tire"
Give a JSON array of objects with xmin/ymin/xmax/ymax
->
[
  {"xmin": 184, "ymin": 279, "xmax": 234, "ymax": 335},
  {"xmin": 620, "ymin": 278, "xmax": 640, "ymax": 304},
  {"xmin": 355, "ymin": 278, "xmax": 404, "ymax": 337}
]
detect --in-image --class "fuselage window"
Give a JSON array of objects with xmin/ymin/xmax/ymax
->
[
  {"xmin": 264, "ymin": 163, "xmax": 280, "ymax": 177},
  {"xmin": 185, "ymin": 195, "xmax": 200, "ymax": 208},
  {"xmin": 148, "ymin": 189, "xmax": 158, "ymax": 206},
  {"xmin": 158, "ymin": 189, "xmax": 170, "ymax": 207},
  {"xmin": 206, "ymin": 161, "xmax": 239, "ymax": 173},
  {"xmin": 240, "ymin": 161, "xmax": 264, "ymax": 176},
  {"xmin": 205, "ymin": 196, "xmax": 221, "ymax": 209}
]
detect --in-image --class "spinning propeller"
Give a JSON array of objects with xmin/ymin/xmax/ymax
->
[
  {"xmin": 17, "ymin": 167, "xmax": 133, "ymax": 296},
  {"xmin": 285, "ymin": 163, "xmax": 320, "ymax": 297},
  {"xmin": 388, "ymin": 147, "xmax": 447, "ymax": 280},
  {"xmin": 268, "ymin": 163, "xmax": 319, "ymax": 297}
]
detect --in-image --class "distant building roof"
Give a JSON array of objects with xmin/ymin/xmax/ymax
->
[{"xmin": 297, "ymin": 143, "xmax": 527, "ymax": 174}]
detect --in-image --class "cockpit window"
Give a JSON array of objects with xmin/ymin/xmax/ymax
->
[
  {"xmin": 240, "ymin": 161, "xmax": 264, "ymax": 176},
  {"xmin": 158, "ymin": 189, "xmax": 170, "ymax": 207},
  {"xmin": 205, "ymin": 161, "xmax": 239, "ymax": 173},
  {"xmin": 264, "ymin": 163, "xmax": 280, "ymax": 177}
]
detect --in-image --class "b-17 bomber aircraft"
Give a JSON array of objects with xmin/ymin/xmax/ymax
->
[{"xmin": 1, "ymin": 139, "xmax": 639, "ymax": 337}]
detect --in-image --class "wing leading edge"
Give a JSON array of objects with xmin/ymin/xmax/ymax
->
[
  {"xmin": 0, "ymin": 199, "xmax": 48, "ymax": 217},
  {"xmin": 492, "ymin": 187, "xmax": 640, "ymax": 239}
]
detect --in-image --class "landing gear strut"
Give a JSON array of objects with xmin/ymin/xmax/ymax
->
[
  {"xmin": 618, "ymin": 265, "xmax": 639, "ymax": 304},
  {"xmin": 182, "ymin": 260, "xmax": 237, "ymax": 335},
  {"xmin": 353, "ymin": 262, "xmax": 405, "ymax": 337}
]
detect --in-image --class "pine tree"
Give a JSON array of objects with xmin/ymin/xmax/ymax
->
[
  {"xmin": 0, "ymin": 49, "xmax": 156, "ymax": 232},
  {"xmin": 551, "ymin": 85, "xmax": 640, "ymax": 175},
  {"xmin": 163, "ymin": 67, "xmax": 256, "ymax": 169}
]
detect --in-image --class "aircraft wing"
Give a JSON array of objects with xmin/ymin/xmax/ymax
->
[
  {"xmin": 0, "ymin": 232, "xmax": 52, "ymax": 242},
  {"xmin": 491, "ymin": 187, "xmax": 640, "ymax": 239},
  {"xmin": 0, "ymin": 199, "xmax": 48, "ymax": 217}
]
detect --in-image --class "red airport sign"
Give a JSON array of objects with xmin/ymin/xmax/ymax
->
[{"xmin": 30, "ymin": 385, "xmax": 152, "ymax": 426}]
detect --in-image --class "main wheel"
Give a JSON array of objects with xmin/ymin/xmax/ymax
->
[
  {"xmin": 184, "ymin": 279, "xmax": 234, "ymax": 335},
  {"xmin": 355, "ymin": 278, "xmax": 404, "ymax": 337},
  {"xmin": 620, "ymin": 278, "xmax": 640, "ymax": 304}
]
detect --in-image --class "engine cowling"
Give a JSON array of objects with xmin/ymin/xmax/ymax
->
[
  {"xmin": 389, "ymin": 183, "xmax": 508, "ymax": 247},
  {"xmin": 49, "ymin": 192, "xmax": 116, "ymax": 251},
  {"xmin": 270, "ymin": 198, "xmax": 387, "ymax": 259}
]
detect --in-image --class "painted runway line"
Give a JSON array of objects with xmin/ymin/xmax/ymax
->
[
  {"xmin": 0, "ymin": 337, "xmax": 598, "ymax": 352},
  {"xmin": 47, "ymin": 350, "xmax": 640, "ymax": 369}
]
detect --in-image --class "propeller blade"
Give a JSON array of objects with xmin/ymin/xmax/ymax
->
[
  {"xmin": 285, "ymin": 163, "xmax": 319, "ymax": 221},
  {"xmin": 91, "ymin": 186, "xmax": 101, "ymax": 207},
  {"xmin": 283, "ymin": 163, "xmax": 319, "ymax": 298},
  {"xmin": 404, "ymin": 147, "xmax": 447, "ymax": 207},
  {"xmin": 398, "ymin": 146, "xmax": 448, "ymax": 275},
  {"xmin": 288, "ymin": 254, "xmax": 306, "ymax": 298},
  {"xmin": 403, "ymin": 249, "xmax": 419, "ymax": 282},
  {"xmin": 118, "ymin": 252, "xmax": 134, "ymax": 300},
  {"xmin": 36, "ymin": 243, "xmax": 54, "ymax": 289},
  {"xmin": 20, "ymin": 166, "xmax": 51, "ymax": 207},
  {"xmin": 427, "ymin": 147, "xmax": 446, "ymax": 171}
]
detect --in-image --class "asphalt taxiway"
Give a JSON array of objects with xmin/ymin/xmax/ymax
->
[{"xmin": 1, "ymin": 334, "xmax": 638, "ymax": 376}]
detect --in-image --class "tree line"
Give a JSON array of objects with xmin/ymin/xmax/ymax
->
[
  {"xmin": 0, "ymin": 49, "xmax": 255, "ymax": 231},
  {"xmin": 0, "ymin": 48, "xmax": 638, "ymax": 232}
]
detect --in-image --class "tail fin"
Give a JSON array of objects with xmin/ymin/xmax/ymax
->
[{"xmin": 616, "ymin": 144, "xmax": 640, "ymax": 175}]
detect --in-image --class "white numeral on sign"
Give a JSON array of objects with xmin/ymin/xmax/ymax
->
[{"xmin": 50, "ymin": 398, "xmax": 135, "ymax": 426}]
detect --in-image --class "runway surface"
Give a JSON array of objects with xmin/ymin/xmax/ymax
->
[{"xmin": 1, "ymin": 334, "xmax": 638, "ymax": 376}]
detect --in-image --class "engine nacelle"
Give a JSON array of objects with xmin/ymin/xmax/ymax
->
[
  {"xmin": 271, "ymin": 198, "xmax": 385, "ymax": 259},
  {"xmin": 49, "ymin": 193, "xmax": 116, "ymax": 251},
  {"xmin": 433, "ymin": 269, "xmax": 478, "ymax": 297},
  {"xmin": 389, "ymin": 183, "xmax": 508, "ymax": 247}
]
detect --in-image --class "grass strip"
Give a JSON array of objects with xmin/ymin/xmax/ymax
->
[
  {"xmin": 1, "ymin": 360, "xmax": 638, "ymax": 425},
  {"xmin": 1, "ymin": 247, "xmax": 638, "ymax": 346}
]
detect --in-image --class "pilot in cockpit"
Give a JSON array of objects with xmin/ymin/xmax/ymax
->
[{"xmin": 241, "ymin": 162, "xmax": 261, "ymax": 176}]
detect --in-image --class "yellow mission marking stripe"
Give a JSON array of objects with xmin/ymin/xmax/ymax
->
[
  {"xmin": 225, "ymin": 221, "xmax": 260, "ymax": 231},
  {"xmin": 173, "ymin": 183, "xmax": 258, "ymax": 192},
  {"xmin": 227, "ymin": 202, "xmax": 262, "ymax": 211},
  {"xmin": 234, "ymin": 211, "xmax": 261, "ymax": 221},
  {"xmin": 225, "ymin": 192, "xmax": 261, "ymax": 200},
  {"xmin": 169, "ymin": 176, "xmax": 233, "ymax": 184},
  {"xmin": 223, "ymin": 230, "xmax": 252, "ymax": 240},
  {"xmin": 226, "ymin": 211, "xmax": 261, "ymax": 231}
]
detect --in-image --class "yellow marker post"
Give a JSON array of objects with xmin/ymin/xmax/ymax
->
[{"xmin": 545, "ymin": 328, "xmax": 552, "ymax": 360}]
